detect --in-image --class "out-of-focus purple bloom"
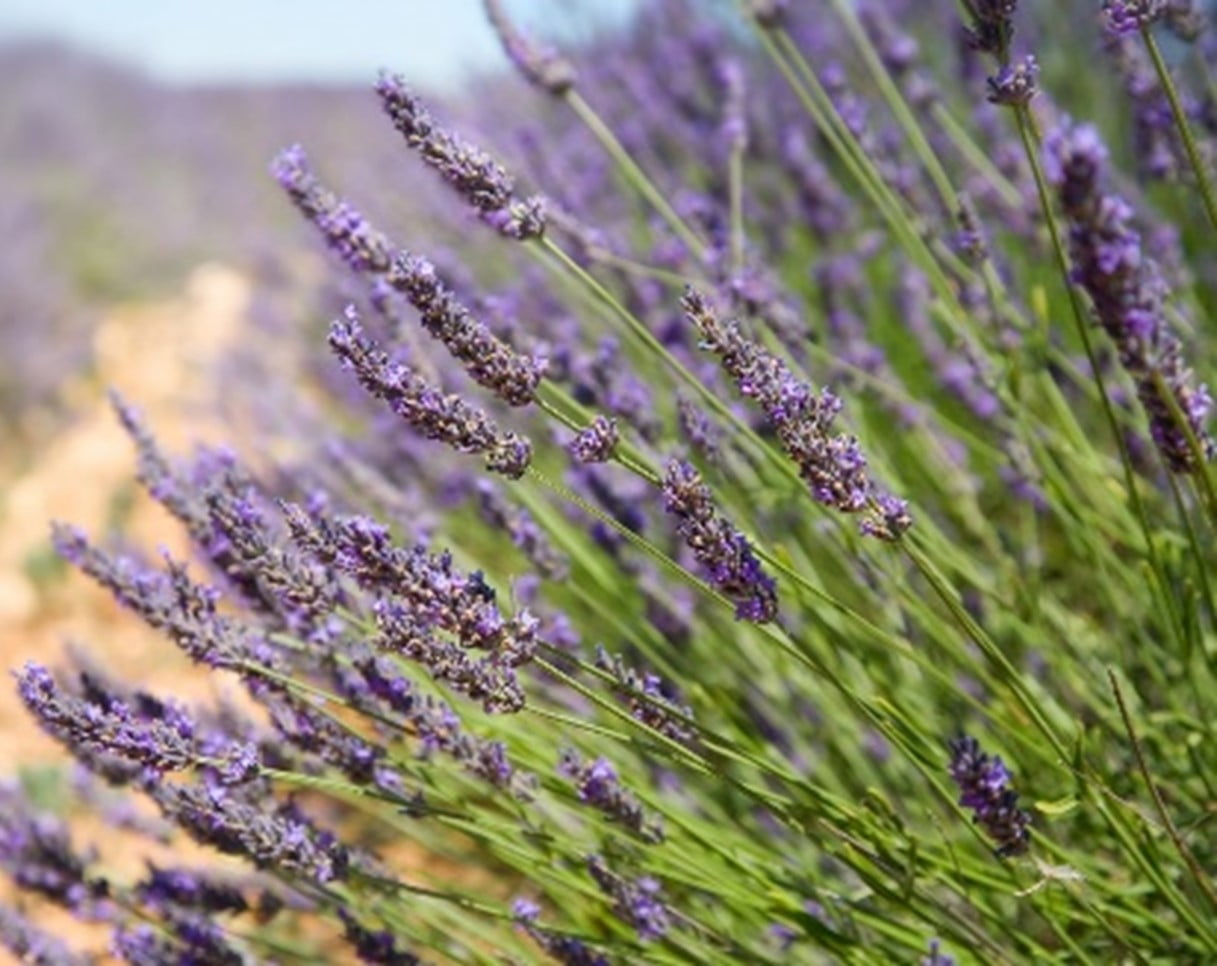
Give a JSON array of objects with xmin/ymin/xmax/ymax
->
[
  {"xmin": 512, "ymin": 898, "xmax": 610, "ymax": 965},
  {"xmin": 329, "ymin": 307, "xmax": 534, "ymax": 478},
  {"xmin": 662, "ymin": 458, "xmax": 778, "ymax": 623},
  {"xmin": 948, "ymin": 735, "xmax": 1032, "ymax": 857},
  {"xmin": 476, "ymin": 480, "xmax": 570, "ymax": 579},
  {"xmin": 568, "ymin": 415, "xmax": 619, "ymax": 464},
  {"xmin": 587, "ymin": 855, "xmax": 671, "ymax": 941},
  {"xmin": 558, "ymin": 749, "xmax": 664, "ymax": 842},
  {"xmin": 595, "ymin": 647, "xmax": 696, "ymax": 744},
  {"xmin": 0, "ymin": 901, "xmax": 89, "ymax": 965},
  {"xmin": 986, "ymin": 55, "xmax": 1038, "ymax": 106},
  {"xmin": 0, "ymin": 785, "xmax": 109, "ymax": 915},
  {"xmin": 1103, "ymin": 0, "xmax": 1166, "ymax": 34},
  {"xmin": 1045, "ymin": 121, "xmax": 1214, "ymax": 472},
  {"xmin": 483, "ymin": 0, "xmax": 576, "ymax": 96},
  {"xmin": 136, "ymin": 863, "xmax": 249, "ymax": 914},
  {"xmin": 963, "ymin": 0, "xmax": 1021, "ymax": 56},
  {"xmin": 339, "ymin": 908, "xmax": 419, "ymax": 965},
  {"xmin": 922, "ymin": 938, "xmax": 957, "ymax": 965}
]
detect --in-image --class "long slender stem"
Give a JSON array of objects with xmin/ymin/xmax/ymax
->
[{"xmin": 1108, "ymin": 669, "xmax": 1217, "ymax": 916}]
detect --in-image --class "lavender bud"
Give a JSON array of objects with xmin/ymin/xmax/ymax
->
[
  {"xmin": 338, "ymin": 908, "xmax": 419, "ymax": 965},
  {"xmin": 271, "ymin": 145, "xmax": 393, "ymax": 273},
  {"xmin": 1103, "ymin": 0, "xmax": 1166, "ymax": 34},
  {"xmin": 568, "ymin": 415, "xmax": 619, "ymax": 464},
  {"xmin": 1044, "ymin": 121, "xmax": 1214, "ymax": 472},
  {"xmin": 963, "ymin": 1, "xmax": 1020, "ymax": 56},
  {"xmin": 683, "ymin": 288, "xmax": 911, "ymax": 537},
  {"xmin": 558, "ymin": 749, "xmax": 664, "ymax": 843},
  {"xmin": 483, "ymin": 0, "xmax": 577, "ymax": 96},
  {"xmin": 386, "ymin": 252, "xmax": 545, "ymax": 407},
  {"xmin": 512, "ymin": 899, "xmax": 610, "ymax": 965},
  {"xmin": 986, "ymin": 55, "xmax": 1039, "ymax": 106},
  {"xmin": 948, "ymin": 735, "xmax": 1032, "ymax": 858},
  {"xmin": 136, "ymin": 863, "xmax": 249, "ymax": 914},
  {"xmin": 586, "ymin": 855, "xmax": 671, "ymax": 941},
  {"xmin": 661, "ymin": 458, "xmax": 778, "ymax": 623},
  {"xmin": 329, "ymin": 307, "xmax": 534, "ymax": 478},
  {"xmin": 594, "ymin": 647, "xmax": 696, "ymax": 744},
  {"xmin": 375, "ymin": 74, "xmax": 545, "ymax": 239},
  {"xmin": 150, "ymin": 780, "xmax": 351, "ymax": 882},
  {"xmin": 16, "ymin": 663, "xmax": 200, "ymax": 776},
  {"xmin": 0, "ymin": 901, "xmax": 89, "ymax": 965}
]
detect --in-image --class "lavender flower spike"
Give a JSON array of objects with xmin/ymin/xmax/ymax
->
[
  {"xmin": 962, "ymin": 0, "xmax": 1021, "ymax": 56},
  {"xmin": 587, "ymin": 855, "xmax": 671, "ymax": 941},
  {"xmin": 662, "ymin": 458, "xmax": 778, "ymax": 623},
  {"xmin": 483, "ymin": 0, "xmax": 576, "ymax": 96},
  {"xmin": 271, "ymin": 144, "xmax": 393, "ymax": 274},
  {"xmin": 387, "ymin": 252, "xmax": 546, "ymax": 407},
  {"xmin": 330, "ymin": 306, "xmax": 533, "ymax": 479},
  {"xmin": 1103, "ymin": 0, "xmax": 1167, "ymax": 34},
  {"xmin": 568, "ymin": 415, "xmax": 619, "ymax": 464},
  {"xmin": 683, "ymin": 288, "xmax": 910, "ymax": 537},
  {"xmin": 1045, "ymin": 121, "xmax": 1214, "ymax": 472},
  {"xmin": 948, "ymin": 735, "xmax": 1031, "ymax": 857},
  {"xmin": 375, "ymin": 73, "xmax": 546, "ymax": 240}
]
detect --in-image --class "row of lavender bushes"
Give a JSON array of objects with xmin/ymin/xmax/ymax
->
[{"xmin": 5, "ymin": 0, "xmax": 1217, "ymax": 961}]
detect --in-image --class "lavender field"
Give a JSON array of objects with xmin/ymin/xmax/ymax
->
[{"xmin": 3, "ymin": 0, "xmax": 1217, "ymax": 962}]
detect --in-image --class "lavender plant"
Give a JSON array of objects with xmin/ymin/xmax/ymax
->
[{"xmin": 8, "ymin": 0, "xmax": 1217, "ymax": 961}]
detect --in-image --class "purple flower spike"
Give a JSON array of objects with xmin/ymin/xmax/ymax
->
[
  {"xmin": 1045, "ymin": 121, "xmax": 1214, "ymax": 472},
  {"xmin": 271, "ymin": 145, "xmax": 393, "ymax": 274},
  {"xmin": 568, "ymin": 415, "xmax": 619, "ymax": 464},
  {"xmin": 948, "ymin": 736, "xmax": 1032, "ymax": 858},
  {"xmin": 587, "ymin": 855, "xmax": 671, "ymax": 941},
  {"xmin": 387, "ymin": 252, "xmax": 545, "ymax": 407},
  {"xmin": 1103, "ymin": 0, "xmax": 1167, "ymax": 34},
  {"xmin": 512, "ymin": 897, "xmax": 610, "ymax": 965},
  {"xmin": 661, "ymin": 459, "xmax": 778, "ymax": 623},
  {"xmin": 375, "ymin": 73, "xmax": 545, "ymax": 240},
  {"xmin": 329, "ymin": 306, "xmax": 534, "ymax": 479},
  {"xmin": 484, "ymin": 0, "xmax": 576, "ymax": 96},
  {"xmin": 683, "ymin": 288, "xmax": 910, "ymax": 538},
  {"xmin": 558, "ymin": 749, "xmax": 664, "ymax": 843},
  {"xmin": 986, "ymin": 55, "xmax": 1039, "ymax": 106}
]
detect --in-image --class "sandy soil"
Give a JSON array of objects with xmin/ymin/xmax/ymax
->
[{"xmin": 0, "ymin": 265, "xmax": 251, "ymax": 961}]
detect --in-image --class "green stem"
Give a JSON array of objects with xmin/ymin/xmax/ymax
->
[{"xmin": 563, "ymin": 88, "xmax": 709, "ymax": 259}]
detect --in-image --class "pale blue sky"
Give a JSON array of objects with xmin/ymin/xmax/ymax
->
[{"xmin": 0, "ymin": 0, "xmax": 637, "ymax": 87}]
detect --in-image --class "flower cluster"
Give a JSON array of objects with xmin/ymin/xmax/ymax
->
[
  {"xmin": 948, "ymin": 736, "xmax": 1032, "ymax": 858},
  {"xmin": 329, "ymin": 306, "xmax": 535, "ymax": 478},
  {"xmin": 683, "ymin": 288, "xmax": 910, "ymax": 537},
  {"xmin": 375, "ymin": 73, "xmax": 546, "ymax": 239},
  {"xmin": 661, "ymin": 458, "xmax": 779, "ymax": 623},
  {"xmin": 1045, "ymin": 121, "xmax": 1214, "ymax": 472}
]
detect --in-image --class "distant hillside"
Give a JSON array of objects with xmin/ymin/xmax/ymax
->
[{"xmin": 0, "ymin": 41, "xmax": 472, "ymax": 424}]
